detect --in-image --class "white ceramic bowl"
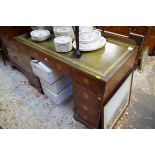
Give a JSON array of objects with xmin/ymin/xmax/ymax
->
[
  {"xmin": 79, "ymin": 30, "xmax": 101, "ymax": 44},
  {"xmin": 30, "ymin": 29, "xmax": 50, "ymax": 41},
  {"xmin": 54, "ymin": 36, "xmax": 72, "ymax": 53}
]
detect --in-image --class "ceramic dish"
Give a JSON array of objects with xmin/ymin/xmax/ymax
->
[
  {"xmin": 31, "ymin": 26, "xmax": 52, "ymax": 31},
  {"xmin": 54, "ymin": 36, "xmax": 72, "ymax": 53},
  {"xmin": 73, "ymin": 36, "xmax": 106, "ymax": 51},
  {"xmin": 79, "ymin": 30, "xmax": 101, "ymax": 44},
  {"xmin": 53, "ymin": 26, "xmax": 75, "ymax": 40},
  {"xmin": 79, "ymin": 26, "xmax": 93, "ymax": 32},
  {"xmin": 30, "ymin": 29, "xmax": 51, "ymax": 41}
]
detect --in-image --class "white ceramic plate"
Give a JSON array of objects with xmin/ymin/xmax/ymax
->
[
  {"xmin": 30, "ymin": 29, "xmax": 50, "ymax": 41},
  {"xmin": 73, "ymin": 36, "xmax": 106, "ymax": 51},
  {"xmin": 79, "ymin": 26, "xmax": 93, "ymax": 32},
  {"xmin": 53, "ymin": 26, "xmax": 73, "ymax": 33}
]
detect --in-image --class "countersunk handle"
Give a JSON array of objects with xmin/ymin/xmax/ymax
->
[
  {"xmin": 56, "ymin": 63, "xmax": 62, "ymax": 70},
  {"xmin": 83, "ymin": 77, "xmax": 89, "ymax": 84},
  {"xmin": 83, "ymin": 92, "xmax": 89, "ymax": 99}
]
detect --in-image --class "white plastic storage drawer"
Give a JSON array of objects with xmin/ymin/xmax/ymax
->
[
  {"xmin": 42, "ymin": 84, "xmax": 73, "ymax": 105},
  {"xmin": 40, "ymin": 76, "xmax": 72, "ymax": 94},
  {"xmin": 30, "ymin": 60, "xmax": 63, "ymax": 84}
]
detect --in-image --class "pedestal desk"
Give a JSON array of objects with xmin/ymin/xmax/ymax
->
[{"xmin": 13, "ymin": 34, "xmax": 138, "ymax": 128}]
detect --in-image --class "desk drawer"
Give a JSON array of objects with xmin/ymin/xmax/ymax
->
[
  {"xmin": 74, "ymin": 98, "xmax": 100, "ymax": 118},
  {"xmin": 75, "ymin": 107, "xmax": 101, "ymax": 128},
  {"xmin": 2, "ymin": 37, "xmax": 16, "ymax": 49},
  {"xmin": 73, "ymin": 70, "xmax": 105, "ymax": 93},
  {"xmin": 74, "ymin": 83, "xmax": 102, "ymax": 107},
  {"xmin": 7, "ymin": 47, "xmax": 22, "ymax": 66},
  {"xmin": 49, "ymin": 59, "xmax": 70, "ymax": 76},
  {"xmin": 33, "ymin": 51, "xmax": 70, "ymax": 76}
]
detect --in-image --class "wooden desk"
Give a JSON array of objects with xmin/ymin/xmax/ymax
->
[
  {"xmin": 96, "ymin": 26, "xmax": 155, "ymax": 66},
  {"xmin": 13, "ymin": 34, "xmax": 137, "ymax": 128}
]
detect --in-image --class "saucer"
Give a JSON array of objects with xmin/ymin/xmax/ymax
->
[{"xmin": 73, "ymin": 36, "xmax": 106, "ymax": 51}]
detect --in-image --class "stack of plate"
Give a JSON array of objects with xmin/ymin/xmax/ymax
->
[
  {"xmin": 53, "ymin": 26, "xmax": 75, "ymax": 40},
  {"xmin": 31, "ymin": 26, "xmax": 52, "ymax": 31},
  {"xmin": 79, "ymin": 26, "xmax": 93, "ymax": 32},
  {"xmin": 73, "ymin": 29, "xmax": 106, "ymax": 51},
  {"xmin": 54, "ymin": 36, "xmax": 72, "ymax": 53},
  {"xmin": 30, "ymin": 29, "xmax": 51, "ymax": 42}
]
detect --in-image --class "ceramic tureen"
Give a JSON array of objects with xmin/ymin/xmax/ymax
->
[
  {"xmin": 53, "ymin": 26, "xmax": 75, "ymax": 40},
  {"xmin": 30, "ymin": 29, "xmax": 51, "ymax": 41},
  {"xmin": 54, "ymin": 36, "xmax": 72, "ymax": 53},
  {"xmin": 73, "ymin": 29, "xmax": 106, "ymax": 51}
]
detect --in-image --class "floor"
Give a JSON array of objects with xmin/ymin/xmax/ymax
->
[
  {"xmin": 0, "ymin": 56, "xmax": 155, "ymax": 129},
  {"xmin": 114, "ymin": 56, "xmax": 155, "ymax": 129},
  {"xmin": 0, "ymin": 59, "xmax": 86, "ymax": 129}
]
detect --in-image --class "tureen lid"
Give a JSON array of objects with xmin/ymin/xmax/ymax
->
[
  {"xmin": 30, "ymin": 29, "xmax": 50, "ymax": 38},
  {"xmin": 79, "ymin": 30, "xmax": 101, "ymax": 43},
  {"xmin": 54, "ymin": 36, "xmax": 72, "ymax": 44},
  {"xmin": 79, "ymin": 26, "xmax": 93, "ymax": 32},
  {"xmin": 53, "ymin": 26, "xmax": 73, "ymax": 33}
]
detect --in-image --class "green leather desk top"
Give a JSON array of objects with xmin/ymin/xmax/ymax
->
[{"xmin": 16, "ymin": 35, "xmax": 136, "ymax": 82}]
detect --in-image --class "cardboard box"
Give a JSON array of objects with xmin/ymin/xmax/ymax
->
[
  {"xmin": 42, "ymin": 84, "xmax": 73, "ymax": 105},
  {"xmin": 30, "ymin": 60, "xmax": 63, "ymax": 84},
  {"xmin": 40, "ymin": 76, "xmax": 72, "ymax": 94}
]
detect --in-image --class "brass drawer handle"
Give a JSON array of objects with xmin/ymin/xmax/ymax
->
[
  {"xmin": 83, "ymin": 78, "xmax": 89, "ymax": 84},
  {"xmin": 56, "ymin": 64, "xmax": 62, "ymax": 70},
  {"xmin": 83, "ymin": 92, "xmax": 89, "ymax": 99},
  {"xmin": 83, "ymin": 105, "xmax": 88, "ymax": 111}
]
